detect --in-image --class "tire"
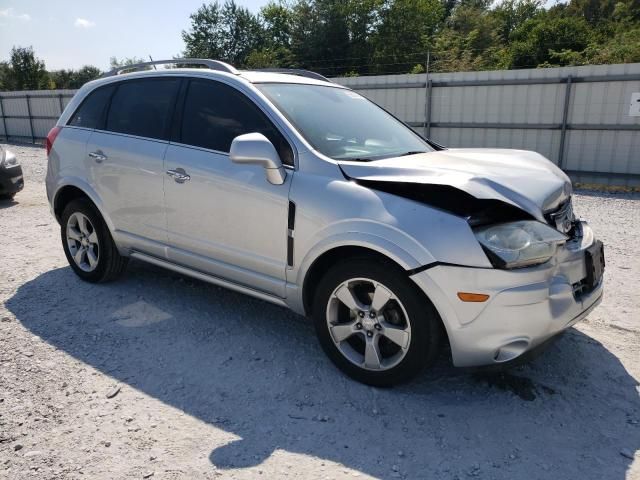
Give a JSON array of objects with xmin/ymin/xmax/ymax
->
[
  {"xmin": 0, "ymin": 193, "xmax": 15, "ymax": 200},
  {"xmin": 60, "ymin": 198, "xmax": 128, "ymax": 283},
  {"xmin": 312, "ymin": 257, "xmax": 442, "ymax": 387}
]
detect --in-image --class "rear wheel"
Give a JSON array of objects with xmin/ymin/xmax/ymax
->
[
  {"xmin": 312, "ymin": 257, "xmax": 442, "ymax": 387},
  {"xmin": 61, "ymin": 198, "xmax": 128, "ymax": 282}
]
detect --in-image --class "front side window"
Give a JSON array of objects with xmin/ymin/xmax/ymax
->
[
  {"xmin": 68, "ymin": 85, "xmax": 114, "ymax": 129},
  {"xmin": 180, "ymin": 79, "xmax": 293, "ymax": 166},
  {"xmin": 257, "ymin": 83, "xmax": 434, "ymax": 161},
  {"xmin": 105, "ymin": 78, "xmax": 180, "ymax": 140}
]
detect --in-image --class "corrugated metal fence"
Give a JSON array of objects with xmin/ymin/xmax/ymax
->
[
  {"xmin": 334, "ymin": 63, "xmax": 640, "ymax": 187},
  {"xmin": 1, "ymin": 63, "xmax": 639, "ymax": 185},
  {"xmin": 0, "ymin": 89, "xmax": 76, "ymax": 143}
]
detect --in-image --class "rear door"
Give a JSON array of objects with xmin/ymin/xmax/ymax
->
[
  {"xmin": 85, "ymin": 77, "xmax": 181, "ymax": 252},
  {"xmin": 163, "ymin": 78, "xmax": 295, "ymax": 296}
]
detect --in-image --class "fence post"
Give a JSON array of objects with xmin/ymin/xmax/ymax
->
[
  {"xmin": 424, "ymin": 51, "xmax": 431, "ymax": 139},
  {"xmin": 57, "ymin": 94, "xmax": 64, "ymax": 115},
  {"xmin": 426, "ymin": 79, "xmax": 433, "ymax": 139},
  {"xmin": 558, "ymin": 75, "xmax": 572, "ymax": 169},
  {"xmin": 0, "ymin": 96, "xmax": 7, "ymax": 142},
  {"xmin": 25, "ymin": 94, "xmax": 35, "ymax": 144}
]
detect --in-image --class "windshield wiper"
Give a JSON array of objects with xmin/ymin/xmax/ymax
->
[
  {"xmin": 336, "ymin": 151, "xmax": 427, "ymax": 162},
  {"xmin": 398, "ymin": 151, "xmax": 428, "ymax": 157},
  {"xmin": 335, "ymin": 157, "xmax": 373, "ymax": 162}
]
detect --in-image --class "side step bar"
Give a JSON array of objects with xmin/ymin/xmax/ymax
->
[{"xmin": 130, "ymin": 251, "xmax": 289, "ymax": 308}]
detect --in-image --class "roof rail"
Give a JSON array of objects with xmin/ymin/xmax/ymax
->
[
  {"xmin": 255, "ymin": 68, "xmax": 331, "ymax": 83},
  {"xmin": 101, "ymin": 59, "xmax": 238, "ymax": 78}
]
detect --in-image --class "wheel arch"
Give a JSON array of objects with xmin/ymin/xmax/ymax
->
[
  {"xmin": 301, "ymin": 246, "xmax": 395, "ymax": 316},
  {"xmin": 52, "ymin": 180, "xmax": 114, "ymax": 233}
]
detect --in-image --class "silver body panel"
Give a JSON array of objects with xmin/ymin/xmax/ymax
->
[
  {"xmin": 46, "ymin": 67, "xmax": 603, "ymax": 367},
  {"xmin": 163, "ymin": 143, "xmax": 291, "ymax": 297}
]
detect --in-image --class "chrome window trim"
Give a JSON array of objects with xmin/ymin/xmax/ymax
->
[
  {"xmin": 89, "ymin": 128, "xmax": 170, "ymax": 145},
  {"xmin": 64, "ymin": 125, "xmax": 95, "ymax": 133},
  {"xmin": 166, "ymin": 140, "xmax": 296, "ymax": 171}
]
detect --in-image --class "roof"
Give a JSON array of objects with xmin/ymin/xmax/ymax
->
[{"xmin": 98, "ymin": 59, "xmax": 338, "ymax": 87}]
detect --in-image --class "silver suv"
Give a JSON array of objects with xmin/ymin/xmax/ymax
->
[{"xmin": 46, "ymin": 59, "xmax": 605, "ymax": 386}]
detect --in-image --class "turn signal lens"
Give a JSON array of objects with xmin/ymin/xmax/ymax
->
[{"xmin": 457, "ymin": 292, "xmax": 490, "ymax": 302}]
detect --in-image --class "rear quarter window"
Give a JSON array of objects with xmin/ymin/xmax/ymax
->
[
  {"xmin": 105, "ymin": 78, "xmax": 181, "ymax": 140},
  {"xmin": 68, "ymin": 85, "xmax": 115, "ymax": 129}
]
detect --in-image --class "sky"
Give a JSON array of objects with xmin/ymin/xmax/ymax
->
[{"xmin": 0, "ymin": 0, "xmax": 270, "ymax": 71}]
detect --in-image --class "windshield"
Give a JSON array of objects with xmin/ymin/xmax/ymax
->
[{"xmin": 256, "ymin": 83, "xmax": 433, "ymax": 161}]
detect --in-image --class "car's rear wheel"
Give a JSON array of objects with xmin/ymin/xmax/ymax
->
[
  {"xmin": 61, "ymin": 198, "xmax": 127, "ymax": 282},
  {"xmin": 312, "ymin": 257, "xmax": 442, "ymax": 387}
]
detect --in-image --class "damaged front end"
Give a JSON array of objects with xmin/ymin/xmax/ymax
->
[
  {"xmin": 338, "ymin": 148, "xmax": 574, "ymax": 224},
  {"xmin": 351, "ymin": 179, "xmax": 533, "ymax": 227},
  {"xmin": 338, "ymin": 151, "xmax": 582, "ymax": 271}
]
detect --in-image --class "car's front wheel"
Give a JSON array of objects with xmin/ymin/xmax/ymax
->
[
  {"xmin": 61, "ymin": 198, "xmax": 128, "ymax": 282},
  {"xmin": 312, "ymin": 257, "xmax": 442, "ymax": 387}
]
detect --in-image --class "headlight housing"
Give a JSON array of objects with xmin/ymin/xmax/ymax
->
[
  {"xmin": 0, "ymin": 149, "xmax": 18, "ymax": 169},
  {"xmin": 474, "ymin": 220, "xmax": 567, "ymax": 269}
]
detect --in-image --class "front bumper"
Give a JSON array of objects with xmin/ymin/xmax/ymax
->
[
  {"xmin": 411, "ymin": 221, "xmax": 603, "ymax": 367},
  {"xmin": 0, "ymin": 164, "xmax": 24, "ymax": 196}
]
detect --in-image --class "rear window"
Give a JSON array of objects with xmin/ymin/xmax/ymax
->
[
  {"xmin": 68, "ymin": 86, "xmax": 114, "ymax": 129},
  {"xmin": 105, "ymin": 78, "xmax": 181, "ymax": 140}
]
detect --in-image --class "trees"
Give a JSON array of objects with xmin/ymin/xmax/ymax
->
[
  {"xmin": 180, "ymin": 0, "xmax": 640, "ymax": 75},
  {"xmin": 182, "ymin": 0, "xmax": 264, "ymax": 66},
  {"xmin": 49, "ymin": 66, "xmax": 102, "ymax": 89},
  {"xmin": 5, "ymin": 47, "xmax": 48, "ymax": 90},
  {"xmin": 370, "ymin": 0, "xmax": 444, "ymax": 74},
  {"xmin": 2, "ymin": 0, "xmax": 638, "ymax": 91},
  {"xmin": 109, "ymin": 56, "xmax": 148, "ymax": 69},
  {"xmin": 510, "ymin": 14, "xmax": 592, "ymax": 67},
  {"xmin": 0, "ymin": 46, "xmax": 102, "ymax": 91}
]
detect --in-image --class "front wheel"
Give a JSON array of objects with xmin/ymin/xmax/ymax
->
[
  {"xmin": 312, "ymin": 258, "xmax": 442, "ymax": 387},
  {"xmin": 61, "ymin": 198, "xmax": 128, "ymax": 282}
]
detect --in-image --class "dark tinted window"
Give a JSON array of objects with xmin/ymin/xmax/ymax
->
[
  {"xmin": 68, "ymin": 86, "xmax": 114, "ymax": 128},
  {"xmin": 106, "ymin": 78, "xmax": 180, "ymax": 140},
  {"xmin": 181, "ymin": 80, "xmax": 293, "ymax": 166}
]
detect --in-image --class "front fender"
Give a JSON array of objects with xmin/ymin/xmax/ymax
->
[
  {"xmin": 285, "ymin": 225, "xmax": 431, "ymax": 315},
  {"xmin": 295, "ymin": 227, "xmax": 432, "ymax": 287}
]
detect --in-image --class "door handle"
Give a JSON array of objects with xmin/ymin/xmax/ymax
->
[
  {"xmin": 166, "ymin": 168, "xmax": 191, "ymax": 183},
  {"xmin": 88, "ymin": 151, "xmax": 107, "ymax": 163}
]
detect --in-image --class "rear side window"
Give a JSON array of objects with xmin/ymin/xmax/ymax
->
[
  {"xmin": 105, "ymin": 78, "xmax": 180, "ymax": 140},
  {"xmin": 180, "ymin": 79, "xmax": 293, "ymax": 166},
  {"xmin": 68, "ymin": 86, "xmax": 114, "ymax": 129}
]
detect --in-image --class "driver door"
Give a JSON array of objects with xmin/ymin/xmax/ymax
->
[{"xmin": 163, "ymin": 79, "xmax": 294, "ymax": 297}]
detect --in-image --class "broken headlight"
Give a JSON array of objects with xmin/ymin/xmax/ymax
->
[{"xmin": 474, "ymin": 220, "xmax": 567, "ymax": 269}]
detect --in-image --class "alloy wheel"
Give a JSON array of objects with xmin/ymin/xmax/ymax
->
[
  {"xmin": 66, "ymin": 212, "xmax": 100, "ymax": 272},
  {"xmin": 326, "ymin": 278, "xmax": 411, "ymax": 371}
]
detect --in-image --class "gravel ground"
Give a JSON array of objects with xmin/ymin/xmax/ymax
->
[{"xmin": 1, "ymin": 142, "xmax": 639, "ymax": 480}]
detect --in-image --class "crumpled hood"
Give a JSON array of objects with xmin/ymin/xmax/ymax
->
[{"xmin": 339, "ymin": 148, "xmax": 572, "ymax": 221}]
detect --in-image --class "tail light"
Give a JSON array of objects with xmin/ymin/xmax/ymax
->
[{"xmin": 46, "ymin": 126, "xmax": 62, "ymax": 156}]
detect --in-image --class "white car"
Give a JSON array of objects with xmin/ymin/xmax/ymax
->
[{"xmin": 45, "ymin": 59, "xmax": 605, "ymax": 386}]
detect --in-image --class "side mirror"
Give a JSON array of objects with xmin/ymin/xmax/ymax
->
[{"xmin": 229, "ymin": 133, "xmax": 286, "ymax": 185}]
